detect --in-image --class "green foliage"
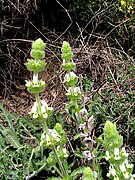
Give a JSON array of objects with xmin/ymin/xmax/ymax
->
[
  {"xmin": 0, "ymin": 103, "xmax": 42, "ymax": 179},
  {"xmin": 70, "ymin": 0, "xmax": 105, "ymax": 24},
  {"xmin": 102, "ymin": 121, "xmax": 134, "ymax": 179},
  {"xmin": 70, "ymin": 0, "xmax": 135, "ymax": 56},
  {"xmin": 0, "ymin": 39, "xmax": 134, "ymax": 179}
]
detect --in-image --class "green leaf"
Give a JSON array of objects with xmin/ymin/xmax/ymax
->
[
  {"xmin": 74, "ymin": 133, "xmax": 81, "ymax": 140},
  {"xmin": 71, "ymin": 166, "xmax": 87, "ymax": 179},
  {"xmin": 82, "ymin": 167, "xmax": 95, "ymax": 180},
  {"xmin": 47, "ymin": 178, "xmax": 63, "ymax": 180},
  {"xmin": 0, "ymin": 103, "xmax": 14, "ymax": 130},
  {"xmin": 4, "ymin": 128, "xmax": 22, "ymax": 149}
]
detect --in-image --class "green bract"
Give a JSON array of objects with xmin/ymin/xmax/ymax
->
[
  {"xmin": 66, "ymin": 87, "xmax": 81, "ymax": 100},
  {"xmin": 64, "ymin": 71, "xmax": 78, "ymax": 86},
  {"xmin": 32, "ymin": 38, "xmax": 46, "ymax": 51},
  {"xmin": 62, "ymin": 61, "xmax": 75, "ymax": 71},
  {"xmin": 30, "ymin": 49, "xmax": 45, "ymax": 59},
  {"xmin": 61, "ymin": 52, "xmax": 73, "ymax": 61},
  {"xmin": 25, "ymin": 80, "xmax": 45, "ymax": 94},
  {"xmin": 25, "ymin": 59, "xmax": 46, "ymax": 72}
]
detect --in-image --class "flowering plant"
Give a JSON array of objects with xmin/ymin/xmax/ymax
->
[{"xmin": 25, "ymin": 38, "xmax": 134, "ymax": 180}]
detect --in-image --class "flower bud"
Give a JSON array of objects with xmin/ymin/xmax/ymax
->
[
  {"xmin": 47, "ymin": 157, "xmax": 55, "ymax": 165},
  {"xmin": 61, "ymin": 41, "xmax": 73, "ymax": 61},
  {"xmin": 32, "ymin": 38, "xmax": 46, "ymax": 51},
  {"xmin": 61, "ymin": 41, "xmax": 72, "ymax": 53}
]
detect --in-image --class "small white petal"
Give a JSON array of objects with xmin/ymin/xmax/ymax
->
[
  {"xmin": 41, "ymin": 100, "xmax": 48, "ymax": 107},
  {"xmin": 43, "ymin": 113, "xmax": 48, "ymax": 119},
  {"xmin": 120, "ymin": 163, "xmax": 126, "ymax": 173},
  {"xmin": 33, "ymin": 112, "xmax": 38, "ymax": 119}
]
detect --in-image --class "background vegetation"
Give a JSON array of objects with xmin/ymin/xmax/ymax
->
[{"xmin": 0, "ymin": 0, "xmax": 135, "ymax": 179}]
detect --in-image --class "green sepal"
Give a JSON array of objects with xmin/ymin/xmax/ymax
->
[
  {"xmin": 25, "ymin": 80, "xmax": 45, "ymax": 94},
  {"xmin": 30, "ymin": 49, "xmax": 45, "ymax": 59},
  {"xmin": 62, "ymin": 61, "xmax": 75, "ymax": 71},
  {"xmin": 25, "ymin": 59, "xmax": 46, "ymax": 72},
  {"xmin": 32, "ymin": 38, "xmax": 46, "ymax": 51}
]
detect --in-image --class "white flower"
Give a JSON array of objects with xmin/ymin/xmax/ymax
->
[
  {"xmin": 120, "ymin": 163, "xmax": 126, "ymax": 173},
  {"xmin": 63, "ymin": 148, "xmax": 68, "ymax": 158},
  {"xmin": 114, "ymin": 176, "xmax": 119, "ymax": 180},
  {"xmin": 32, "ymin": 112, "xmax": 38, "ymax": 119},
  {"xmin": 47, "ymin": 107, "xmax": 53, "ymax": 111},
  {"xmin": 122, "ymin": 147, "xmax": 128, "ymax": 157},
  {"xmin": 107, "ymin": 165, "xmax": 116, "ymax": 177},
  {"xmin": 66, "ymin": 87, "xmax": 81, "ymax": 97},
  {"xmin": 74, "ymin": 87, "xmax": 81, "ymax": 94},
  {"xmin": 33, "ymin": 74, "xmax": 38, "ymax": 83},
  {"xmin": 29, "ymin": 101, "xmax": 39, "ymax": 119},
  {"xmin": 130, "ymin": 174, "xmax": 135, "ymax": 180},
  {"xmin": 41, "ymin": 100, "xmax": 48, "ymax": 107},
  {"xmin": 70, "ymin": 71, "xmax": 77, "ymax": 78},
  {"xmin": 79, "ymin": 108, "xmax": 88, "ymax": 117},
  {"xmin": 64, "ymin": 71, "xmax": 77, "ymax": 82},
  {"xmin": 124, "ymin": 159, "xmax": 133, "ymax": 169},
  {"xmin": 41, "ymin": 100, "xmax": 53, "ymax": 119},
  {"xmin": 42, "ymin": 113, "xmax": 48, "ymax": 119},
  {"xmin": 123, "ymin": 172, "xmax": 130, "ymax": 179},
  {"xmin": 49, "ymin": 129, "xmax": 61, "ymax": 142},
  {"xmin": 114, "ymin": 148, "xmax": 121, "ymax": 160},
  {"xmin": 105, "ymin": 151, "xmax": 111, "ymax": 160},
  {"xmin": 41, "ymin": 129, "xmax": 61, "ymax": 146},
  {"xmin": 82, "ymin": 151, "xmax": 94, "ymax": 161}
]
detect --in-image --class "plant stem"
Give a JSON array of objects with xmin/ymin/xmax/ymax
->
[
  {"xmin": 42, "ymin": 119, "xmax": 68, "ymax": 179},
  {"xmin": 52, "ymin": 146, "xmax": 68, "ymax": 178},
  {"xmin": 35, "ymin": 93, "xmax": 42, "ymax": 115}
]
